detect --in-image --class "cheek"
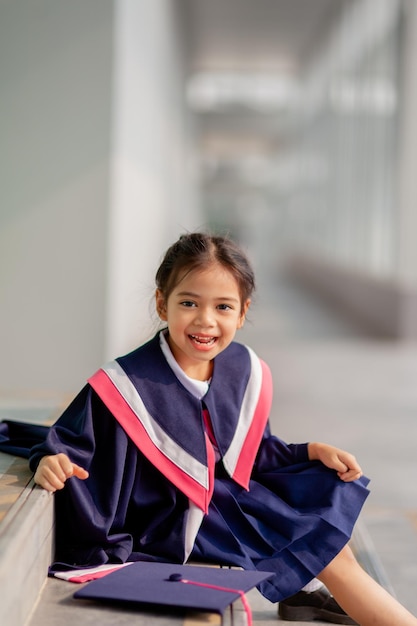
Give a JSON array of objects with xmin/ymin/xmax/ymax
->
[{"xmin": 165, "ymin": 311, "xmax": 184, "ymax": 330}]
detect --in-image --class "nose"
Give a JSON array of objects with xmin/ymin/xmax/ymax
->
[{"xmin": 195, "ymin": 306, "xmax": 215, "ymax": 327}]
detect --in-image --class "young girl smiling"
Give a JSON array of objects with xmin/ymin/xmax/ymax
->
[{"xmin": 32, "ymin": 232, "xmax": 417, "ymax": 625}]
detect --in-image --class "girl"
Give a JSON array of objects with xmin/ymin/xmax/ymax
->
[{"xmin": 32, "ymin": 232, "xmax": 417, "ymax": 625}]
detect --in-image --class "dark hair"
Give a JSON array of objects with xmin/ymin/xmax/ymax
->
[{"xmin": 155, "ymin": 232, "xmax": 255, "ymax": 311}]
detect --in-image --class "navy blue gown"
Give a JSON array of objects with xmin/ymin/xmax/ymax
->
[{"xmin": 23, "ymin": 332, "xmax": 369, "ymax": 602}]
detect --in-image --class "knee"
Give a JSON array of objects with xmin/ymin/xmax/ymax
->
[
  {"xmin": 335, "ymin": 544, "xmax": 357, "ymax": 565},
  {"xmin": 318, "ymin": 544, "xmax": 359, "ymax": 585}
]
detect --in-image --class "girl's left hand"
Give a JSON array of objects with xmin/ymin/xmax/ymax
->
[{"xmin": 308, "ymin": 442, "xmax": 363, "ymax": 482}]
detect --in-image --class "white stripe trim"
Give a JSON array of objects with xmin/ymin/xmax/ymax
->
[
  {"xmin": 102, "ymin": 361, "xmax": 209, "ymax": 489},
  {"xmin": 222, "ymin": 346, "xmax": 262, "ymax": 475},
  {"xmin": 183, "ymin": 501, "xmax": 205, "ymax": 562},
  {"xmin": 53, "ymin": 563, "xmax": 133, "ymax": 581}
]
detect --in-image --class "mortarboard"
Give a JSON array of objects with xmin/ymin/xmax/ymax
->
[{"xmin": 74, "ymin": 561, "xmax": 274, "ymax": 624}]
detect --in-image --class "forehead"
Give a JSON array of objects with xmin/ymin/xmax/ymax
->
[{"xmin": 174, "ymin": 263, "xmax": 241, "ymax": 295}]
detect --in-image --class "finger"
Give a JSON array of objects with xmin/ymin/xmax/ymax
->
[
  {"xmin": 43, "ymin": 467, "xmax": 68, "ymax": 489},
  {"xmin": 332, "ymin": 458, "xmax": 350, "ymax": 474},
  {"xmin": 47, "ymin": 463, "xmax": 68, "ymax": 483},
  {"xmin": 55, "ymin": 453, "xmax": 78, "ymax": 479},
  {"xmin": 344, "ymin": 454, "xmax": 362, "ymax": 474},
  {"xmin": 34, "ymin": 468, "xmax": 65, "ymax": 492},
  {"xmin": 337, "ymin": 452, "xmax": 362, "ymax": 474},
  {"xmin": 38, "ymin": 479, "xmax": 57, "ymax": 493},
  {"xmin": 337, "ymin": 469, "xmax": 363, "ymax": 482},
  {"xmin": 71, "ymin": 464, "xmax": 89, "ymax": 480}
]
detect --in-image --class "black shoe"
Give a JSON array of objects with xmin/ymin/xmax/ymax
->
[{"xmin": 278, "ymin": 589, "xmax": 358, "ymax": 624}]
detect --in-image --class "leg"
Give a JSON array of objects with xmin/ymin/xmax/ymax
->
[{"xmin": 318, "ymin": 545, "xmax": 417, "ymax": 626}]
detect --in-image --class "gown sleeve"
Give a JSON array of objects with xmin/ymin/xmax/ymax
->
[
  {"xmin": 30, "ymin": 385, "xmax": 97, "ymax": 472},
  {"xmin": 253, "ymin": 422, "xmax": 310, "ymax": 473},
  {"xmin": 29, "ymin": 385, "xmax": 139, "ymax": 567}
]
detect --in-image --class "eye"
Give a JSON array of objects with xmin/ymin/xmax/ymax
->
[
  {"xmin": 217, "ymin": 303, "xmax": 233, "ymax": 311},
  {"xmin": 180, "ymin": 300, "xmax": 196, "ymax": 308}
]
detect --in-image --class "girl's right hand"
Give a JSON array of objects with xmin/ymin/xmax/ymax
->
[{"xmin": 34, "ymin": 453, "xmax": 89, "ymax": 493}]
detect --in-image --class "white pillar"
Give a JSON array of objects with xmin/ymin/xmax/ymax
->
[
  {"xmin": 106, "ymin": 0, "xmax": 201, "ymax": 359},
  {"xmin": 396, "ymin": 0, "xmax": 417, "ymax": 287},
  {"xmin": 395, "ymin": 0, "xmax": 417, "ymax": 338}
]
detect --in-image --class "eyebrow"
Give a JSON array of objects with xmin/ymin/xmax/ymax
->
[{"xmin": 176, "ymin": 291, "xmax": 240, "ymax": 303}]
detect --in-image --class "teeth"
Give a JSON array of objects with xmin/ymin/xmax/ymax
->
[{"xmin": 190, "ymin": 335, "xmax": 215, "ymax": 344}]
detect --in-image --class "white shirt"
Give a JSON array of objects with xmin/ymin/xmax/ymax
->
[
  {"xmin": 159, "ymin": 331, "xmax": 220, "ymax": 460},
  {"xmin": 159, "ymin": 331, "xmax": 210, "ymax": 400}
]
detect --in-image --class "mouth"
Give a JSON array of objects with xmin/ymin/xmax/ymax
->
[{"xmin": 189, "ymin": 334, "xmax": 217, "ymax": 347}]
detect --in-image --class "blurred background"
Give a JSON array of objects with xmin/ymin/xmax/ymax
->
[
  {"xmin": 3, "ymin": 2, "xmax": 417, "ymax": 614},
  {"xmin": 1, "ymin": 0, "xmax": 417, "ymax": 399}
]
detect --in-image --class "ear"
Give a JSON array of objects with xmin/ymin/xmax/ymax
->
[
  {"xmin": 237, "ymin": 299, "xmax": 251, "ymax": 329},
  {"xmin": 155, "ymin": 289, "xmax": 168, "ymax": 321}
]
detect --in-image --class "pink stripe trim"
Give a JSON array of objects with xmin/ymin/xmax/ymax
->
[
  {"xmin": 181, "ymin": 579, "xmax": 252, "ymax": 625},
  {"xmin": 88, "ymin": 369, "xmax": 211, "ymax": 513},
  {"xmin": 205, "ymin": 431, "xmax": 215, "ymax": 509},
  {"xmin": 231, "ymin": 360, "xmax": 273, "ymax": 489},
  {"xmin": 67, "ymin": 566, "xmax": 127, "ymax": 584}
]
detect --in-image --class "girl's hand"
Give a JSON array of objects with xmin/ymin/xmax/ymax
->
[
  {"xmin": 34, "ymin": 453, "xmax": 89, "ymax": 493},
  {"xmin": 308, "ymin": 442, "xmax": 363, "ymax": 482}
]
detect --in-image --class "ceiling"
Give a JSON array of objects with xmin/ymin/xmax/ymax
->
[
  {"xmin": 186, "ymin": 0, "xmax": 350, "ymax": 75},
  {"xmin": 184, "ymin": 0, "xmax": 353, "ymax": 172}
]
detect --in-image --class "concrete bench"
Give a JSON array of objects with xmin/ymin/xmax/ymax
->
[{"xmin": 0, "ymin": 452, "xmax": 54, "ymax": 626}]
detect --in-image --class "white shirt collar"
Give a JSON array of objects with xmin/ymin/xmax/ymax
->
[{"xmin": 159, "ymin": 331, "xmax": 210, "ymax": 400}]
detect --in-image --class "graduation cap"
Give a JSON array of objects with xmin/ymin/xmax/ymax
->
[{"xmin": 74, "ymin": 561, "xmax": 274, "ymax": 624}]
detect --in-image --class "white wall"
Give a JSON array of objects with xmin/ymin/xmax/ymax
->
[
  {"xmin": 0, "ymin": 0, "xmax": 201, "ymax": 399},
  {"xmin": 0, "ymin": 1, "xmax": 113, "ymax": 396}
]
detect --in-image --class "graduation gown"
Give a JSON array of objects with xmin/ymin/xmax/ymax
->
[{"xmin": 29, "ymin": 332, "xmax": 370, "ymax": 602}]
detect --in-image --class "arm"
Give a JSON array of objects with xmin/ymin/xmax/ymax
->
[
  {"xmin": 254, "ymin": 424, "xmax": 362, "ymax": 482},
  {"xmin": 254, "ymin": 423, "xmax": 310, "ymax": 472},
  {"xmin": 308, "ymin": 442, "xmax": 363, "ymax": 482},
  {"xmin": 30, "ymin": 385, "xmax": 93, "ymax": 492},
  {"xmin": 30, "ymin": 385, "xmax": 136, "ymax": 566}
]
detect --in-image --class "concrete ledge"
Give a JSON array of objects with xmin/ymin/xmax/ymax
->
[
  {"xmin": 285, "ymin": 253, "xmax": 417, "ymax": 340},
  {"xmin": 26, "ymin": 526, "xmax": 392, "ymax": 626},
  {"xmin": 0, "ymin": 477, "xmax": 54, "ymax": 626}
]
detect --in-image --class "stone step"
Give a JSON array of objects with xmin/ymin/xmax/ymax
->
[
  {"xmin": 25, "ymin": 522, "xmax": 390, "ymax": 626},
  {"xmin": 0, "ymin": 453, "xmax": 54, "ymax": 626},
  {"xmin": 0, "ymin": 404, "xmax": 64, "ymax": 626}
]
